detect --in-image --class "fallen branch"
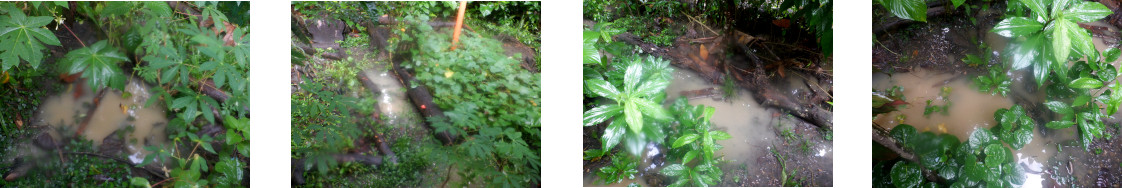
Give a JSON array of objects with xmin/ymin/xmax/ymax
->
[
  {"xmin": 389, "ymin": 62, "xmax": 460, "ymax": 145},
  {"xmin": 75, "ymin": 89, "xmax": 108, "ymax": 137},
  {"xmin": 872, "ymin": 123, "xmax": 945, "ymax": 183},
  {"xmin": 356, "ymin": 73, "xmax": 399, "ymax": 164}
]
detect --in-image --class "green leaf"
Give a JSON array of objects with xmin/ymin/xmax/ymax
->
[
  {"xmin": 601, "ymin": 119, "xmax": 626, "ymax": 153},
  {"xmin": 1044, "ymin": 101, "xmax": 1073, "ymax": 114},
  {"xmin": 1104, "ymin": 48, "xmax": 1121, "ymax": 62},
  {"xmin": 130, "ymin": 177, "xmax": 151, "ymax": 187},
  {"xmin": 709, "ymin": 131, "xmax": 732, "ymax": 140},
  {"xmin": 1063, "ymin": 1, "xmax": 1112, "ymax": 23},
  {"xmin": 633, "ymin": 98, "xmax": 670, "ymax": 121},
  {"xmin": 991, "ymin": 17, "xmax": 1043, "ymax": 38},
  {"xmin": 672, "ymin": 133, "xmax": 700, "ymax": 148},
  {"xmin": 583, "ymin": 104, "xmax": 622, "ymax": 126},
  {"xmin": 64, "ymin": 41, "xmax": 129, "ymax": 91},
  {"xmin": 1008, "ymin": 128, "xmax": 1034, "ymax": 150},
  {"xmin": 585, "ymin": 79, "xmax": 621, "ymax": 100},
  {"xmin": 682, "ymin": 150, "xmax": 698, "ymax": 164},
  {"xmin": 624, "ymin": 101, "xmax": 643, "ymax": 133},
  {"xmin": 1053, "ymin": 19, "xmax": 1073, "ymax": 63},
  {"xmin": 623, "ymin": 63, "xmax": 643, "ymax": 93},
  {"xmin": 659, "ymin": 163, "xmax": 688, "ymax": 177},
  {"xmin": 1070, "ymin": 77, "xmax": 1104, "ymax": 88},
  {"xmin": 144, "ymin": 1, "xmax": 172, "ymax": 18},
  {"xmin": 890, "ymin": 124, "xmax": 917, "ymax": 147},
  {"xmin": 1022, "ymin": 0, "xmax": 1049, "ymax": 19},
  {"xmin": 583, "ymin": 31, "xmax": 601, "ymax": 65},
  {"xmin": 171, "ymin": 96, "xmax": 194, "ymax": 109},
  {"xmin": 632, "ymin": 77, "xmax": 670, "ymax": 97},
  {"xmin": 1046, "ymin": 120, "xmax": 1075, "ymax": 129},
  {"xmin": 984, "ymin": 144, "xmax": 1008, "ymax": 166},
  {"xmin": 879, "ymin": 0, "xmax": 927, "ymax": 22},
  {"xmin": 952, "ymin": 0, "xmax": 966, "ymax": 8},
  {"xmin": 969, "ymin": 128, "xmax": 995, "ymax": 149},
  {"xmin": 891, "ymin": 162, "xmax": 923, "ymax": 188}
]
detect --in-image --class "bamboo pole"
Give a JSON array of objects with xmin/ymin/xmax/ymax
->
[{"xmin": 450, "ymin": 1, "xmax": 468, "ymax": 51}]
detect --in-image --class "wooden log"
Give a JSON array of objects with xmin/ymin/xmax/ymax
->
[
  {"xmin": 872, "ymin": 123, "xmax": 945, "ymax": 183},
  {"xmin": 356, "ymin": 73, "xmax": 400, "ymax": 164}
]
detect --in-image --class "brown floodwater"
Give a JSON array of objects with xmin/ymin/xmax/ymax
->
[
  {"xmin": 585, "ymin": 67, "xmax": 833, "ymax": 186},
  {"xmin": 34, "ymin": 80, "xmax": 168, "ymax": 164}
]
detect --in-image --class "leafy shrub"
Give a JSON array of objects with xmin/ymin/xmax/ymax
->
[
  {"xmin": 879, "ymin": 124, "xmax": 1027, "ymax": 187},
  {"xmin": 660, "ymin": 97, "xmax": 731, "ymax": 187},
  {"xmin": 991, "ymin": 0, "xmax": 1119, "ymax": 150},
  {"xmin": 396, "ymin": 15, "xmax": 541, "ymax": 186}
]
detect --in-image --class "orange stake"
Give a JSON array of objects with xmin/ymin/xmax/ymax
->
[{"xmin": 450, "ymin": 1, "xmax": 468, "ymax": 51}]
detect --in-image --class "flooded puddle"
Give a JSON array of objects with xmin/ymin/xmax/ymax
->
[
  {"xmin": 585, "ymin": 68, "xmax": 833, "ymax": 186},
  {"xmin": 361, "ymin": 68, "xmax": 420, "ymax": 127},
  {"xmin": 874, "ymin": 68, "xmax": 1081, "ymax": 187},
  {"xmin": 34, "ymin": 80, "xmax": 168, "ymax": 164}
]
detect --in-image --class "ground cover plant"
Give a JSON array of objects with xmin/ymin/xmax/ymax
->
[
  {"xmin": 0, "ymin": 1, "xmax": 249, "ymax": 187},
  {"xmin": 290, "ymin": 1, "xmax": 540, "ymax": 187}
]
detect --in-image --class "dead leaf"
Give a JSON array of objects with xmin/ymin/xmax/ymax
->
[
  {"xmin": 120, "ymin": 104, "xmax": 128, "ymax": 115},
  {"xmin": 772, "ymin": 19, "xmax": 790, "ymax": 28},
  {"xmin": 0, "ymin": 71, "xmax": 8, "ymax": 84},
  {"xmin": 700, "ymin": 44, "xmax": 709, "ymax": 61},
  {"xmin": 15, "ymin": 114, "xmax": 22, "ymax": 129}
]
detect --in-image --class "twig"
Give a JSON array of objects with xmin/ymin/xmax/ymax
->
[
  {"xmin": 683, "ymin": 12, "xmax": 719, "ymax": 36},
  {"xmin": 60, "ymin": 22, "xmax": 86, "ymax": 48},
  {"xmin": 442, "ymin": 164, "xmax": 454, "ymax": 188}
]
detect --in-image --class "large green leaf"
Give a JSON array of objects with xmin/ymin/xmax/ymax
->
[
  {"xmin": 583, "ymin": 31, "xmax": 601, "ymax": 65},
  {"xmin": 1053, "ymin": 19, "xmax": 1073, "ymax": 63},
  {"xmin": 601, "ymin": 119, "xmax": 626, "ymax": 153},
  {"xmin": 672, "ymin": 133, "xmax": 700, "ymax": 148},
  {"xmin": 983, "ymin": 144, "xmax": 1008, "ymax": 167},
  {"xmin": 632, "ymin": 77, "xmax": 670, "ymax": 98},
  {"xmin": 1063, "ymin": 19, "xmax": 1098, "ymax": 61},
  {"xmin": 1022, "ymin": 0, "xmax": 1049, "ymax": 19},
  {"xmin": 1044, "ymin": 101, "xmax": 1073, "ymax": 114},
  {"xmin": 968, "ymin": 128, "xmax": 995, "ymax": 149},
  {"xmin": 65, "ymin": 41, "xmax": 129, "ymax": 91},
  {"xmin": 1046, "ymin": 120, "xmax": 1075, "ymax": 129},
  {"xmin": 890, "ymin": 124, "xmax": 917, "ymax": 147},
  {"xmin": 660, "ymin": 163, "xmax": 688, "ymax": 177},
  {"xmin": 584, "ymin": 104, "xmax": 623, "ymax": 126},
  {"xmin": 891, "ymin": 162, "xmax": 923, "ymax": 188},
  {"xmin": 585, "ymin": 79, "xmax": 621, "ymax": 100},
  {"xmin": 624, "ymin": 101, "xmax": 643, "ymax": 133},
  {"xmin": 1104, "ymin": 48, "xmax": 1121, "ymax": 63},
  {"xmin": 709, "ymin": 131, "xmax": 732, "ymax": 140},
  {"xmin": 633, "ymin": 98, "xmax": 670, "ymax": 121},
  {"xmin": 1063, "ymin": 1, "xmax": 1111, "ymax": 23},
  {"xmin": 879, "ymin": 0, "xmax": 927, "ymax": 22},
  {"xmin": 623, "ymin": 63, "xmax": 643, "ymax": 93},
  {"xmin": 991, "ymin": 17, "xmax": 1043, "ymax": 38},
  {"xmin": 1069, "ymin": 77, "xmax": 1104, "ymax": 88},
  {"xmin": 0, "ymin": 6, "xmax": 59, "ymax": 71}
]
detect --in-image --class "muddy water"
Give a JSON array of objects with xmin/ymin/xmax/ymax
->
[
  {"xmin": 35, "ymin": 80, "xmax": 168, "ymax": 163},
  {"xmin": 361, "ymin": 69, "xmax": 420, "ymax": 127},
  {"xmin": 585, "ymin": 68, "xmax": 833, "ymax": 186},
  {"xmin": 873, "ymin": 68, "xmax": 1081, "ymax": 187}
]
